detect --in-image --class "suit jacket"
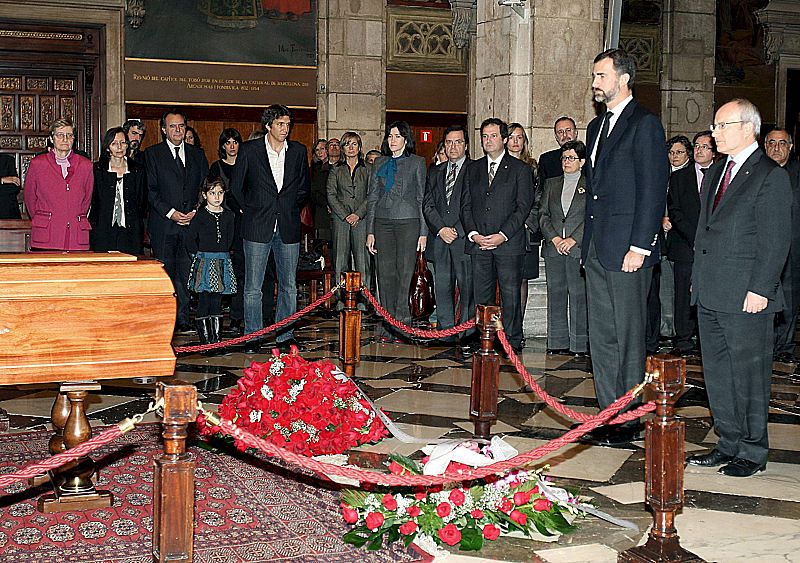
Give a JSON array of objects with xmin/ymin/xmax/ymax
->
[
  {"xmin": 146, "ymin": 141, "xmax": 209, "ymax": 238},
  {"xmin": 538, "ymin": 148, "xmax": 563, "ymax": 181},
  {"xmin": 582, "ymin": 99, "xmax": 669, "ymax": 270},
  {"xmin": 785, "ymin": 159, "xmax": 800, "ymax": 256},
  {"xmin": 538, "ymin": 173, "xmax": 586, "ymax": 259},
  {"xmin": 691, "ymin": 148, "xmax": 792, "ymax": 314},
  {"xmin": 0, "ymin": 153, "xmax": 20, "ymax": 219},
  {"xmin": 460, "ymin": 153, "xmax": 534, "ymax": 256},
  {"xmin": 230, "ymin": 138, "xmax": 310, "ymax": 244},
  {"xmin": 666, "ymin": 165, "xmax": 702, "ymax": 262},
  {"xmin": 89, "ymin": 157, "xmax": 148, "ymax": 251},
  {"xmin": 423, "ymin": 158, "xmax": 471, "ymax": 262},
  {"xmin": 327, "ymin": 159, "xmax": 370, "ymax": 220},
  {"xmin": 365, "ymin": 154, "xmax": 427, "ymax": 236}
]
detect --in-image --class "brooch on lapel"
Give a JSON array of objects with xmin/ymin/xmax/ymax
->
[{"xmin": 577, "ymin": 187, "xmax": 585, "ymax": 194}]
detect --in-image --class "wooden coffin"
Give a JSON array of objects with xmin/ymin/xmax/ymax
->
[
  {"xmin": 0, "ymin": 219, "xmax": 31, "ymax": 252},
  {"xmin": 0, "ymin": 252, "xmax": 176, "ymax": 384}
]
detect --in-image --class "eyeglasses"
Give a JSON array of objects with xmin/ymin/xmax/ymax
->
[
  {"xmin": 53, "ymin": 132, "xmax": 75, "ymax": 140},
  {"xmin": 710, "ymin": 121, "xmax": 743, "ymax": 131},
  {"xmin": 668, "ymin": 149, "xmax": 687, "ymax": 156},
  {"xmin": 560, "ymin": 155, "xmax": 581, "ymax": 162},
  {"xmin": 766, "ymin": 139, "xmax": 791, "ymax": 147},
  {"xmin": 694, "ymin": 143, "xmax": 713, "ymax": 150}
]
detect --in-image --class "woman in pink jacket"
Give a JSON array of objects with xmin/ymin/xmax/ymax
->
[{"xmin": 24, "ymin": 118, "xmax": 94, "ymax": 250}]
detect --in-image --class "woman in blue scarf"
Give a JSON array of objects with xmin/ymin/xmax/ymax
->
[{"xmin": 365, "ymin": 121, "xmax": 427, "ymax": 342}]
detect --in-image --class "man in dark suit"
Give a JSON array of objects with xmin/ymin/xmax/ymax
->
[
  {"xmin": 666, "ymin": 131, "xmax": 716, "ymax": 356},
  {"xmin": 146, "ymin": 110, "xmax": 209, "ymax": 333},
  {"xmin": 582, "ymin": 49, "xmax": 669, "ymax": 445},
  {"xmin": 538, "ymin": 116, "xmax": 578, "ymax": 181},
  {"xmin": 687, "ymin": 99, "xmax": 791, "ymax": 477},
  {"xmin": 764, "ymin": 128, "xmax": 800, "ymax": 363},
  {"xmin": 461, "ymin": 118, "xmax": 533, "ymax": 353},
  {"xmin": 230, "ymin": 104, "xmax": 310, "ymax": 354},
  {"xmin": 423, "ymin": 124, "xmax": 473, "ymax": 349}
]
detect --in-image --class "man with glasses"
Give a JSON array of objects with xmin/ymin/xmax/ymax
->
[
  {"xmin": 539, "ymin": 116, "xmax": 578, "ymax": 180},
  {"xmin": 687, "ymin": 99, "xmax": 791, "ymax": 477},
  {"xmin": 764, "ymin": 128, "xmax": 800, "ymax": 363},
  {"xmin": 123, "ymin": 119, "xmax": 147, "ymax": 165},
  {"xmin": 423, "ymin": 125, "xmax": 474, "ymax": 351},
  {"xmin": 667, "ymin": 131, "xmax": 716, "ymax": 357}
]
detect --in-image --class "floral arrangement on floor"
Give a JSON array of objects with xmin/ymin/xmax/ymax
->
[
  {"xmin": 197, "ymin": 348, "xmax": 388, "ymax": 456},
  {"xmin": 340, "ymin": 452, "xmax": 587, "ymax": 553}
]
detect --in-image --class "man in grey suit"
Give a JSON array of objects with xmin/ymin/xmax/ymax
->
[
  {"xmin": 687, "ymin": 99, "xmax": 791, "ymax": 477},
  {"xmin": 538, "ymin": 140, "xmax": 588, "ymax": 356},
  {"xmin": 423, "ymin": 125, "xmax": 473, "ymax": 348}
]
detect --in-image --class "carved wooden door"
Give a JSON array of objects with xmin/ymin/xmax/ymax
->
[{"xmin": 0, "ymin": 65, "xmax": 85, "ymax": 188}]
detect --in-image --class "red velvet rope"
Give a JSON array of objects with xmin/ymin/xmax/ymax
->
[
  {"xmin": 360, "ymin": 287, "xmax": 476, "ymax": 339},
  {"xmin": 0, "ymin": 425, "xmax": 124, "ymax": 489},
  {"xmin": 202, "ymin": 386, "xmax": 640, "ymax": 487},
  {"xmin": 174, "ymin": 287, "xmax": 339, "ymax": 354},
  {"xmin": 495, "ymin": 329, "xmax": 656, "ymax": 423}
]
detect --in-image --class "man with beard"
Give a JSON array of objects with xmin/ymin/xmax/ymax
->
[{"xmin": 123, "ymin": 119, "xmax": 147, "ymax": 166}]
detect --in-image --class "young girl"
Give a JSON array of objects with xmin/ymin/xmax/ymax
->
[{"xmin": 186, "ymin": 176, "xmax": 236, "ymax": 347}]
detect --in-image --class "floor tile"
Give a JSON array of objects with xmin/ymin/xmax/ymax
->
[
  {"xmin": 375, "ymin": 389, "xmax": 479, "ymax": 420},
  {"xmin": 423, "ymin": 368, "xmax": 528, "ymax": 391},
  {"xmin": 534, "ymin": 543, "xmax": 619, "ymax": 562},
  {"xmin": 563, "ymin": 379, "xmax": 597, "ymax": 399},
  {"xmin": 591, "ymin": 482, "xmax": 645, "ymax": 505},
  {"xmin": 352, "ymin": 360, "xmax": 410, "ymax": 379},
  {"xmin": 684, "ymin": 462, "xmax": 800, "ymax": 503},
  {"xmin": 523, "ymin": 405, "xmax": 599, "ymax": 430}
]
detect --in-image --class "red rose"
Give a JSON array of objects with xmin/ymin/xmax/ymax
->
[
  {"xmin": 382, "ymin": 494, "xmax": 398, "ymax": 511},
  {"xmin": 407, "ymin": 505, "xmax": 421, "ymax": 517},
  {"xmin": 510, "ymin": 510, "xmax": 528, "ymax": 526},
  {"xmin": 365, "ymin": 511, "xmax": 385, "ymax": 530},
  {"xmin": 341, "ymin": 505, "xmax": 359, "ymax": 524},
  {"xmin": 415, "ymin": 492, "xmax": 427, "ymax": 500},
  {"xmin": 437, "ymin": 523, "xmax": 462, "ymax": 546},
  {"xmin": 482, "ymin": 524, "xmax": 501, "ymax": 540},
  {"xmin": 399, "ymin": 521, "xmax": 418, "ymax": 535},
  {"xmin": 436, "ymin": 502, "xmax": 452, "ymax": 518},
  {"xmin": 513, "ymin": 491, "xmax": 531, "ymax": 506},
  {"xmin": 470, "ymin": 508, "xmax": 484, "ymax": 519},
  {"xmin": 448, "ymin": 489, "xmax": 466, "ymax": 506},
  {"xmin": 497, "ymin": 497, "xmax": 514, "ymax": 514},
  {"xmin": 388, "ymin": 461, "xmax": 406, "ymax": 475},
  {"xmin": 533, "ymin": 498, "xmax": 552, "ymax": 512}
]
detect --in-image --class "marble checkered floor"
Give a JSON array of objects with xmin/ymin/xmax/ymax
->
[{"xmin": 2, "ymin": 311, "xmax": 800, "ymax": 562}]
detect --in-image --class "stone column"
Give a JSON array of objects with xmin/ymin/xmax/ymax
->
[
  {"xmin": 469, "ymin": 0, "xmax": 604, "ymax": 157},
  {"xmin": 317, "ymin": 0, "xmax": 386, "ymax": 151},
  {"xmin": 660, "ymin": 0, "xmax": 716, "ymax": 139}
]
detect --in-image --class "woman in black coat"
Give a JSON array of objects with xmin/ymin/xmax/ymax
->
[{"xmin": 89, "ymin": 127, "xmax": 148, "ymax": 254}]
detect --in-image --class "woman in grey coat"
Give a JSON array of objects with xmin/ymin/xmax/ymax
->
[
  {"xmin": 538, "ymin": 140, "xmax": 588, "ymax": 356},
  {"xmin": 327, "ymin": 131, "xmax": 371, "ymax": 298},
  {"xmin": 366, "ymin": 121, "xmax": 428, "ymax": 341}
]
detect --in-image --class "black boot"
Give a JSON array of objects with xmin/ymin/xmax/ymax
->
[
  {"xmin": 195, "ymin": 316, "xmax": 211, "ymax": 345},
  {"xmin": 209, "ymin": 315, "xmax": 228, "ymax": 355}
]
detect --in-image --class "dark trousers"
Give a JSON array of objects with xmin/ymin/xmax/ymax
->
[
  {"xmin": 672, "ymin": 259, "xmax": 696, "ymax": 351},
  {"xmin": 585, "ymin": 242, "xmax": 650, "ymax": 409},
  {"xmin": 151, "ymin": 229, "xmax": 192, "ymax": 326},
  {"xmin": 433, "ymin": 244, "xmax": 474, "ymax": 338},
  {"xmin": 645, "ymin": 261, "xmax": 661, "ymax": 352},
  {"xmin": 472, "ymin": 251, "xmax": 523, "ymax": 349},
  {"xmin": 374, "ymin": 218, "xmax": 418, "ymax": 334},
  {"xmin": 698, "ymin": 304, "xmax": 773, "ymax": 465},
  {"xmin": 774, "ymin": 256, "xmax": 798, "ymax": 356},
  {"xmin": 544, "ymin": 254, "xmax": 588, "ymax": 352}
]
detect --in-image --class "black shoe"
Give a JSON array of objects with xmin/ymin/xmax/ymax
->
[
  {"xmin": 227, "ymin": 319, "xmax": 243, "ymax": 335},
  {"xmin": 571, "ymin": 350, "xmax": 589, "ymax": 358},
  {"xmin": 278, "ymin": 338, "xmax": 307, "ymax": 352},
  {"xmin": 243, "ymin": 339, "xmax": 261, "ymax": 354},
  {"xmin": 546, "ymin": 348, "xmax": 569, "ymax": 355},
  {"xmin": 175, "ymin": 323, "xmax": 194, "ymax": 335},
  {"xmin": 718, "ymin": 458, "xmax": 766, "ymax": 477},
  {"xmin": 598, "ymin": 424, "xmax": 640, "ymax": 446},
  {"xmin": 774, "ymin": 352, "xmax": 798, "ymax": 364},
  {"xmin": 686, "ymin": 449, "xmax": 734, "ymax": 467}
]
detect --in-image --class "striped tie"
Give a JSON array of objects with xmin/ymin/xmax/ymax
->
[
  {"xmin": 445, "ymin": 163, "xmax": 456, "ymax": 205},
  {"xmin": 488, "ymin": 161, "xmax": 497, "ymax": 187}
]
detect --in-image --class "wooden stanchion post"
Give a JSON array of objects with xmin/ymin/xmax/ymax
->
[
  {"xmin": 470, "ymin": 304, "xmax": 501, "ymax": 440},
  {"xmin": 153, "ymin": 381, "xmax": 197, "ymax": 563},
  {"xmin": 339, "ymin": 271, "xmax": 362, "ymax": 378},
  {"xmin": 619, "ymin": 356, "xmax": 704, "ymax": 563}
]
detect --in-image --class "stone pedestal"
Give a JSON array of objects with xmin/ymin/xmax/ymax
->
[
  {"xmin": 469, "ymin": 0, "xmax": 604, "ymax": 157},
  {"xmin": 660, "ymin": 0, "xmax": 716, "ymax": 139},
  {"xmin": 317, "ymin": 0, "xmax": 386, "ymax": 150}
]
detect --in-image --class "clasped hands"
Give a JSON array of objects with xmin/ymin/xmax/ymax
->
[
  {"xmin": 473, "ymin": 233, "xmax": 505, "ymax": 251},
  {"xmin": 345, "ymin": 213, "xmax": 360, "ymax": 227},
  {"xmin": 551, "ymin": 236, "xmax": 576, "ymax": 256},
  {"xmin": 171, "ymin": 209, "xmax": 196, "ymax": 226}
]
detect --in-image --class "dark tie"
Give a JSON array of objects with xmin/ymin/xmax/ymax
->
[
  {"xmin": 701, "ymin": 167, "xmax": 709, "ymax": 175},
  {"xmin": 174, "ymin": 146, "xmax": 183, "ymax": 170},
  {"xmin": 445, "ymin": 163, "xmax": 456, "ymax": 205},
  {"xmin": 595, "ymin": 111, "xmax": 613, "ymax": 161},
  {"xmin": 488, "ymin": 161, "xmax": 497, "ymax": 187},
  {"xmin": 712, "ymin": 160, "xmax": 736, "ymax": 211}
]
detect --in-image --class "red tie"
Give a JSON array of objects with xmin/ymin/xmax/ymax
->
[{"xmin": 712, "ymin": 160, "xmax": 735, "ymax": 211}]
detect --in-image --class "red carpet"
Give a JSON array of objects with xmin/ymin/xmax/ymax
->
[{"xmin": 0, "ymin": 425, "xmax": 421, "ymax": 562}]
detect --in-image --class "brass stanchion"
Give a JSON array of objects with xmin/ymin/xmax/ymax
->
[
  {"xmin": 339, "ymin": 272, "xmax": 362, "ymax": 378},
  {"xmin": 619, "ymin": 356, "xmax": 704, "ymax": 562},
  {"xmin": 470, "ymin": 305, "xmax": 501, "ymax": 440},
  {"xmin": 153, "ymin": 381, "xmax": 197, "ymax": 563}
]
